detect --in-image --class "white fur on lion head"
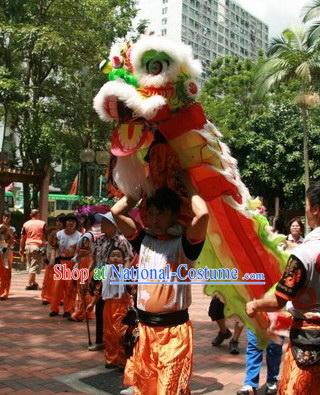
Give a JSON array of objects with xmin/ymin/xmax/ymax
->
[{"xmin": 131, "ymin": 35, "xmax": 202, "ymax": 87}]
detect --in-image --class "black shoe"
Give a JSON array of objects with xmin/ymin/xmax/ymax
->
[
  {"xmin": 42, "ymin": 300, "xmax": 50, "ymax": 305},
  {"xmin": 49, "ymin": 311, "xmax": 59, "ymax": 317},
  {"xmin": 63, "ymin": 312, "xmax": 71, "ymax": 318},
  {"xmin": 25, "ymin": 283, "xmax": 39, "ymax": 290},
  {"xmin": 212, "ymin": 329, "xmax": 232, "ymax": 346},
  {"xmin": 229, "ymin": 339, "xmax": 240, "ymax": 354},
  {"xmin": 265, "ymin": 382, "xmax": 277, "ymax": 395}
]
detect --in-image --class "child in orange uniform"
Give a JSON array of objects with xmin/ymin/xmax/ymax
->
[
  {"xmin": 0, "ymin": 212, "xmax": 16, "ymax": 300},
  {"xmin": 88, "ymin": 246, "xmax": 132, "ymax": 368}
]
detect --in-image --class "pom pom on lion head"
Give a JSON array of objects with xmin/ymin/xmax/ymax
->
[{"xmin": 93, "ymin": 35, "xmax": 203, "ymax": 123}]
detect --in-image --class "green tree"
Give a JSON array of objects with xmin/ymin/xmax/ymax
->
[
  {"xmin": 303, "ymin": 0, "xmax": 320, "ymax": 39},
  {"xmin": 255, "ymin": 26, "xmax": 320, "ymax": 192},
  {"xmin": 200, "ymin": 56, "xmax": 320, "ymax": 211},
  {"xmin": 0, "ymin": 0, "xmax": 136, "ymax": 213}
]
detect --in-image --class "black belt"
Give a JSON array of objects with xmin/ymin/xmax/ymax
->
[{"xmin": 137, "ymin": 308, "xmax": 189, "ymax": 327}]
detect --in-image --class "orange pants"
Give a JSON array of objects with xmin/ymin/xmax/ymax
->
[
  {"xmin": 71, "ymin": 256, "xmax": 93, "ymax": 321},
  {"xmin": 278, "ymin": 344, "xmax": 320, "ymax": 394},
  {"xmin": 103, "ymin": 296, "xmax": 131, "ymax": 367},
  {"xmin": 50, "ymin": 260, "xmax": 77, "ymax": 314},
  {"xmin": 0, "ymin": 250, "xmax": 13, "ymax": 299},
  {"xmin": 124, "ymin": 320, "xmax": 193, "ymax": 395},
  {"xmin": 41, "ymin": 264, "xmax": 55, "ymax": 302}
]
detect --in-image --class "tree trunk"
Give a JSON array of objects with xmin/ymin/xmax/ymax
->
[
  {"xmin": 39, "ymin": 166, "xmax": 50, "ymax": 222},
  {"xmin": 274, "ymin": 196, "xmax": 280, "ymax": 218},
  {"xmin": 0, "ymin": 185, "xmax": 5, "ymax": 216},
  {"xmin": 301, "ymin": 106, "xmax": 310, "ymax": 234},
  {"xmin": 23, "ymin": 182, "xmax": 31, "ymax": 221},
  {"xmin": 32, "ymin": 184, "xmax": 39, "ymax": 208},
  {"xmin": 301, "ymin": 107, "xmax": 310, "ymax": 192}
]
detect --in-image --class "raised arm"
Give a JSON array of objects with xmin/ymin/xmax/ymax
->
[
  {"xmin": 111, "ymin": 196, "xmax": 139, "ymax": 238},
  {"xmin": 186, "ymin": 195, "xmax": 209, "ymax": 242}
]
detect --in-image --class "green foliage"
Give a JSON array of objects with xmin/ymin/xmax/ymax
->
[
  {"xmin": 200, "ymin": 56, "xmax": 320, "ymax": 210},
  {"xmin": 255, "ymin": 26, "xmax": 320, "ymax": 97},
  {"xmin": 0, "ymin": 0, "xmax": 137, "ymax": 211}
]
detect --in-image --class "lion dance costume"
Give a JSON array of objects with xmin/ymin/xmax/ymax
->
[{"xmin": 93, "ymin": 35, "xmax": 288, "ymax": 345}]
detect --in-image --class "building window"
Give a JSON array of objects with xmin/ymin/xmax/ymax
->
[
  {"xmin": 161, "ymin": 29, "xmax": 167, "ymax": 36},
  {"xmin": 162, "ymin": 7, "xmax": 167, "ymax": 14},
  {"xmin": 162, "ymin": 18, "xmax": 167, "ymax": 25}
]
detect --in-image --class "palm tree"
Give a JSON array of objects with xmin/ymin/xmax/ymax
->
[
  {"xmin": 303, "ymin": 0, "xmax": 320, "ymax": 42},
  {"xmin": 255, "ymin": 26, "xmax": 320, "ymax": 192}
]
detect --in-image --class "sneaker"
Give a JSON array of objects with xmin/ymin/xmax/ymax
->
[
  {"xmin": 25, "ymin": 284, "xmax": 39, "ymax": 290},
  {"xmin": 88, "ymin": 343, "xmax": 104, "ymax": 351},
  {"xmin": 62, "ymin": 312, "xmax": 71, "ymax": 318},
  {"xmin": 237, "ymin": 385, "xmax": 257, "ymax": 395},
  {"xmin": 212, "ymin": 329, "xmax": 232, "ymax": 346},
  {"xmin": 265, "ymin": 382, "xmax": 277, "ymax": 395},
  {"xmin": 49, "ymin": 311, "xmax": 59, "ymax": 317},
  {"xmin": 229, "ymin": 339, "xmax": 240, "ymax": 354},
  {"xmin": 120, "ymin": 387, "xmax": 135, "ymax": 395}
]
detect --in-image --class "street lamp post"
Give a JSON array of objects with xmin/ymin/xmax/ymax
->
[{"xmin": 79, "ymin": 148, "xmax": 109, "ymax": 197}]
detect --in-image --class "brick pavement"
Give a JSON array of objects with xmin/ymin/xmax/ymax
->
[{"xmin": 0, "ymin": 270, "xmax": 270, "ymax": 394}]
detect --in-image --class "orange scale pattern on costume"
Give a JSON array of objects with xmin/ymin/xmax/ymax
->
[{"xmin": 278, "ymin": 345, "xmax": 320, "ymax": 395}]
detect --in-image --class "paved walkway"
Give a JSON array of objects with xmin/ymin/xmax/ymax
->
[{"xmin": 0, "ymin": 270, "xmax": 269, "ymax": 394}]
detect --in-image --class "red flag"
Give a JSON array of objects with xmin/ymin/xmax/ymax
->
[{"xmin": 69, "ymin": 175, "xmax": 79, "ymax": 195}]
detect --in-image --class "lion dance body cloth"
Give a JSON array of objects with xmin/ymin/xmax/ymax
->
[{"xmin": 93, "ymin": 35, "xmax": 288, "ymax": 345}]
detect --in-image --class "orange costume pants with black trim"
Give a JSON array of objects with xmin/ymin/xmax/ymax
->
[
  {"xmin": 71, "ymin": 256, "xmax": 94, "ymax": 321},
  {"xmin": 124, "ymin": 320, "xmax": 193, "ymax": 395},
  {"xmin": 41, "ymin": 264, "xmax": 55, "ymax": 303},
  {"xmin": 50, "ymin": 260, "xmax": 77, "ymax": 314},
  {"xmin": 0, "ymin": 250, "xmax": 13, "ymax": 298},
  {"xmin": 103, "ymin": 296, "xmax": 131, "ymax": 367},
  {"xmin": 278, "ymin": 344, "xmax": 320, "ymax": 394}
]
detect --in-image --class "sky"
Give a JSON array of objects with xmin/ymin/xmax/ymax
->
[{"xmin": 236, "ymin": 0, "xmax": 310, "ymax": 38}]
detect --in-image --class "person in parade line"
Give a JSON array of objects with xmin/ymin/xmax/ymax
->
[
  {"xmin": 209, "ymin": 295, "xmax": 244, "ymax": 354},
  {"xmin": 0, "ymin": 212, "xmax": 17, "ymax": 300},
  {"xmin": 41, "ymin": 214, "xmax": 65, "ymax": 305},
  {"xmin": 49, "ymin": 214, "xmax": 81, "ymax": 318},
  {"xmin": 19, "ymin": 209, "xmax": 46, "ymax": 290},
  {"xmin": 286, "ymin": 217, "xmax": 304, "ymax": 250},
  {"xmin": 246, "ymin": 182, "xmax": 320, "ymax": 394},
  {"xmin": 87, "ymin": 246, "xmax": 132, "ymax": 369},
  {"xmin": 111, "ymin": 186, "xmax": 209, "ymax": 395},
  {"xmin": 69, "ymin": 214, "xmax": 96, "ymax": 322},
  {"xmin": 87, "ymin": 211, "xmax": 133, "ymax": 352}
]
